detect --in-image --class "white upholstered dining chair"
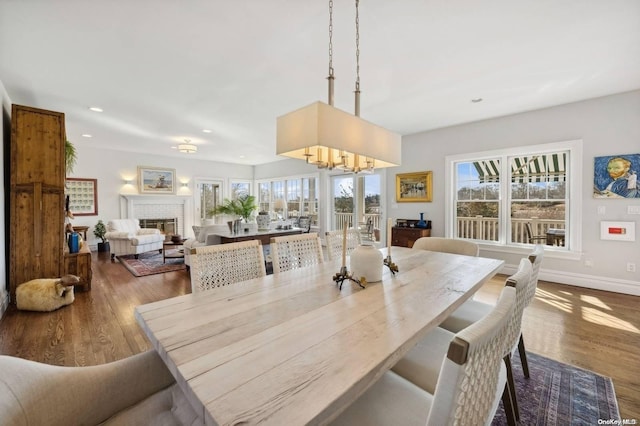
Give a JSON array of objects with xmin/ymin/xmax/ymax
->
[
  {"xmin": 325, "ymin": 229, "xmax": 362, "ymax": 261},
  {"xmin": 412, "ymin": 236, "xmax": 480, "ymax": 256},
  {"xmin": 189, "ymin": 240, "xmax": 266, "ymax": 293},
  {"xmin": 331, "ymin": 285, "xmax": 517, "ymax": 426},
  {"xmin": 437, "ymin": 254, "xmax": 538, "ymax": 424},
  {"xmin": 514, "ymin": 244, "xmax": 544, "ymax": 378},
  {"xmin": 270, "ymin": 232, "xmax": 324, "ymax": 274},
  {"xmin": 440, "ymin": 244, "xmax": 543, "ymax": 373}
]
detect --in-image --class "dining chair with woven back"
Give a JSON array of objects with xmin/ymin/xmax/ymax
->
[
  {"xmin": 388, "ymin": 260, "xmax": 532, "ymax": 426},
  {"xmin": 325, "ymin": 229, "xmax": 362, "ymax": 261},
  {"xmin": 518, "ymin": 244, "xmax": 545, "ymax": 377},
  {"xmin": 270, "ymin": 232, "xmax": 324, "ymax": 274},
  {"xmin": 440, "ymin": 245, "xmax": 544, "ymax": 375},
  {"xmin": 412, "ymin": 236, "xmax": 480, "ymax": 257},
  {"xmin": 435, "ymin": 249, "xmax": 542, "ymax": 424},
  {"xmin": 189, "ymin": 240, "xmax": 266, "ymax": 293},
  {"xmin": 331, "ymin": 279, "xmax": 518, "ymax": 426}
]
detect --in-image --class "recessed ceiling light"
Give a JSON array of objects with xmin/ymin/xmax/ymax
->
[
  {"xmin": 239, "ymin": 155, "xmax": 246, "ymax": 159},
  {"xmin": 89, "ymin": 107, "xmax": 103, "ymax": 112},
  {"xmin": 81, "ymin": 134, "xmax": 93, "ymax": 138},
  {"xmin": 471, "ymin": 98, "xmax": 483, "ymax": 103},
  {"xmin": 202, "ymin": 129, "xmax": 212, "ymax": 133},
  {"xmin": 171, "ymin": 146, "xmax": 178, "ymax": 150}
]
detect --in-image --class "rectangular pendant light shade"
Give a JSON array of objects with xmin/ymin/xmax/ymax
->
[{"xmin": 276, "ymin": 101, "xmax": 401, "ymax": 168}]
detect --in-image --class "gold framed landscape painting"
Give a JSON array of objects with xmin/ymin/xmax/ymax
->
[
  {"xmin": 138, "ymin": 166, "xmax": 176, "ymax": 194},
  {"xmin": 396, "ymin": 171, "xmax": 433, "ymax": 202}
]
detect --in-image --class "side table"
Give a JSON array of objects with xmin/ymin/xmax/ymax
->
[
  {"xmin": 72, "ymin": 225, "xmax": 89, "ymax": 241},
  {"xmin": 63, "ymin": 243, "xmax": 92, "ymax": 291},
  {"xmin": 162, "ymin": 239, "xmax": 186, "ymax": 263}
]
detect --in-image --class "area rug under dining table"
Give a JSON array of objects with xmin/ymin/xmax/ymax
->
[
  {"xmin": 116, "ymin": 252, "xmax": 186, "ymax": 277},
  {"xmin": 491, "ymin": 351, "xmax": 620, "ymax": 425}
]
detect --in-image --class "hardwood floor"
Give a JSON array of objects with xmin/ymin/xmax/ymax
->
[{"xmin": 1, "ymin": 251, "xmax": 638, "ymax": 420}]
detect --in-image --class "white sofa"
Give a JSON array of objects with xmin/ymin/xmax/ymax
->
[
  {"xmin": 184, "ymin": 223, "xmax": 260, "ymax": 267},
  {"xmin": 105, "ymin": 219, "xmax": 165, "ymax": 260},
  {"xmin": 183, "ymin": 224, "xmax": 228, "ymax": 267}
]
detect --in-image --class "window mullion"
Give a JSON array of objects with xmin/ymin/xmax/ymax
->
[{"xmin": 500, "ymin": 154, "xmax": 510, "ymax": 245}]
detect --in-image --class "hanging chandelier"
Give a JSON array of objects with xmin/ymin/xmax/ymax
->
[
  {"xmin": 178, "ymin": 139, "xmax": 197, "ymax": 154},
  {"xmin": 276, "ymin": 0, "xmax": 401, "ymax": 173}
]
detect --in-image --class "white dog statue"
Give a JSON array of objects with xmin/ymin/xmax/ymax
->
[{"xmin": 16, "ymin": 275, "xmax": 79, "ymax": 312}]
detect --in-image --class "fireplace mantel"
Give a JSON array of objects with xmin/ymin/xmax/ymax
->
[{"xmin": 120, "ymin": 194, "xmax": 191, "ymax": 202}]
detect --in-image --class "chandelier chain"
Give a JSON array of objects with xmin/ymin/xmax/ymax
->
[
  {"xmin": 328, "ymin": 0, "xmax": 334, "ymax": 76},
  {"xmin": 355, "ymin": 0, "xmax": 360, "ymax": 90}
]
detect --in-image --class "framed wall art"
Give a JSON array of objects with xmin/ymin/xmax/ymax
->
[
  {"xmin": 66, "ymin": 178, "xmax": 98, "ymax": 215},
  {"xmin": 396, "ymin": 171, "xmax": 433, "ymax": 202},
  {"xmin": 593, "ymin": 153, "xmax": 640, "ymax": 198},
  {"xmin": 138, "ymin": 166, "xmax": 176, "ymax": 194}
]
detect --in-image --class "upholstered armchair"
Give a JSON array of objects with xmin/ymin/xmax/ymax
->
[
  {"xmin": 0, "ymin": 350, "xmax": 202, "ymax": 425},
  {"xmin": 104, "ymin": 219, "xmax": 164, "ymax": 260}
]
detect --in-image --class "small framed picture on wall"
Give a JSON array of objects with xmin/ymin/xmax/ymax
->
[{"xmin": 66, "ymin": 178, "xmax": 98, "ymax": 215}]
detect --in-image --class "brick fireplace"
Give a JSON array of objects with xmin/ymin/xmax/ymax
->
[
  {"xmin": 120, "ymin": 195, "xmax": 194, "ymax": 238},
  {"xmin": 139, "ymin": 218, "xmax": 178, "ymax": 239}
]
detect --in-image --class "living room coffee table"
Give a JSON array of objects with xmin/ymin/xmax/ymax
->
[{"xmin": 162, "ymin": 239, "xmax": 186, "ymax": 263}]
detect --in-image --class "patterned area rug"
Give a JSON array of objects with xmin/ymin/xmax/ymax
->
[
  {"xmin": 492, "ymin": 351, "xmax": 620, "ymax": 425},
  {"xmin": 116, "ymin": 251, "xmax": 186, "ymax": 277}
]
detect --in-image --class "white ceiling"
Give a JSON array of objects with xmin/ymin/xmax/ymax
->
[{"xmin": 1, "ymin": 0, "xmax": 639, "ymax": 166}]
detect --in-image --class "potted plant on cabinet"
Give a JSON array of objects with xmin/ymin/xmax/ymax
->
[
  {"xmin": 208, "ymin": 194, "xmax": 258, "ymax": 232},
  {"xmin": 65, "ymin": 140, "xmax": 77, "ymax": 176},
  {"xmin": 93, "ymin": 220, "xmax": 110, "ymax": 252}
]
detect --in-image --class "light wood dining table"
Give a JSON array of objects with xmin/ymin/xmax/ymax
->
[{"xmin": 135, "ymin": 246, "xmax": 504, "ymax": 425}]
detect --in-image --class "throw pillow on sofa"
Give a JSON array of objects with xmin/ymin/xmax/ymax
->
[{"xmin": 192, "ymin": 225, "xmax": 203, "ymax": 240}]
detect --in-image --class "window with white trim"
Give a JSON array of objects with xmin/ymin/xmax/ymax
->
[
  {"xmin": 446, "ymin": 140, "xmax": 582, "ymax": 252},
  {"xmin": 257, "ymin": 174, "xmax": 319, "ymax": 226}
]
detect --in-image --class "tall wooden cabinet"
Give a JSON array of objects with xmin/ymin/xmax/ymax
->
[{"xmin": 9, "ymin": 105, "xmax": 66, "ymax": 302}]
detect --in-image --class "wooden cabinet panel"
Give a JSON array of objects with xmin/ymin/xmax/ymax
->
[
  {"xmin": 10, "ymin": 105, "xmax": 66, "ymax": 186},
  {"xmin": 391, "ymin": 227, "xmax": 431, "ymax": 248},
  {"xmin": 9, "ymin": 105, "xmax": 66, "ymax": 301}
]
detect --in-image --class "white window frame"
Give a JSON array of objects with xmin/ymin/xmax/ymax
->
[
  {"xmin": 230, "ymin": 179, "xmax": 253, "ymax": 199},
  {"xmin": 256, "ymin": 172, "xmax": 320, "ymax": 224},
  {"xmin": 445, "ymin": 140, "xmax": 583, "ymax": 260}
]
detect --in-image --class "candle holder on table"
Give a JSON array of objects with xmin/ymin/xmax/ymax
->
[
  {"xmin": 384, "ymin": 255, "xmax": 399, "ymax": 275},
  {"xmin": 333, "ymin": 266, "xmax": 365, "ymax": 290}
]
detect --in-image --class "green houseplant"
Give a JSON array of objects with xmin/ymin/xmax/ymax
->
[
  {"xmin": 93, "ymin": 219, "xmax": 110, "ymax": 252},
  {"xmin": 209, "ymin": 194, "xmax": 258, "ymax": 222},
  {"xmin": 65, "ymin": 140, "xmax": 77, "ymax": 176}
]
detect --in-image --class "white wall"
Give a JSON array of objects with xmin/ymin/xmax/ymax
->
[
  {"xmin": 389, "ymin": 90, "xmax": 640, "ymax": 295},
  {"xmin": 1, "ymin": 80, "xmax": 10, "ymax": 315},
  {"xmin": 69, "ymin": 145, "xmax": 254, "ymax": 244}
]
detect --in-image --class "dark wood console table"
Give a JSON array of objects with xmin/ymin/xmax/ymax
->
[
  {"xmin": 391, "ymin": 226, "xmax": 431, "ymax": 248},
  {"xmin": 215, "ymin": 228, "xmax": 304, "ymax": 246}
]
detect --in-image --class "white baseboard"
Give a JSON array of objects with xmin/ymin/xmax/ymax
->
[{"xmin": 499, "ymin": 264, "xmax": 640, "ymax": 296}]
